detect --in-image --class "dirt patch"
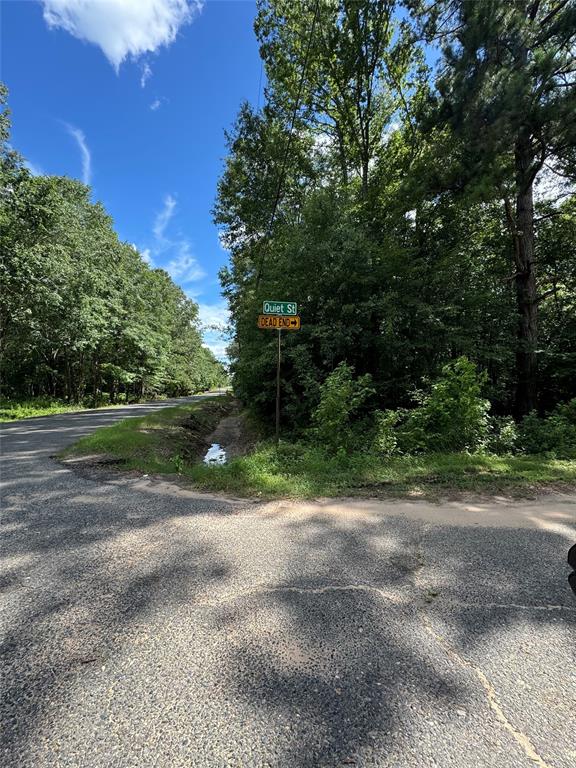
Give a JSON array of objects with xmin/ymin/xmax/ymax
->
[{"xmin": 258, "ymin": 493, "xmax": 576, "ymax": 532}]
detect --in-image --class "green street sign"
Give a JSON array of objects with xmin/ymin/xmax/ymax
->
[{"xmin": 263, "ymin": 300, "xmax": 297, "ymax": 316}]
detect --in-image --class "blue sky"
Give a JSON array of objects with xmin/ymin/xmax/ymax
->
[{"xmin": 2, "ymin": 0, "xmax": 264, "ymax": 360}]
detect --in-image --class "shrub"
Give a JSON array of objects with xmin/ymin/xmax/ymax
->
[
  {"xmin": 312, "ymin": 362, "xmax": 374, "ymax": 453},
  {"xmin": 486, "ymin": 416, "xmax": 519, "ymax": 455},
  {"xmin": 372, "ymin": 358, "xmax": 491, "ymax": 455},
  {"xmin": 402, "ymin": 357, "xmax": 490, "ymax": 453},
  {"xmin": 373, "ymin": 409, "xmax": 402, "ymax": 456},
  {"xmin": 519, "ymin": 399, "xmax": 576, "ymax": 458}
]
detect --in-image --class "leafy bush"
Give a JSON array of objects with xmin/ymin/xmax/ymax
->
[
  {"xmin": 519, "ymin": 399, "xmax": 576, "ymax": 458},
  {"xmin": 372, "ymin": 358, "xmax": 490, "ymax": 455},
  {"xmin": 312, "ymin": 362, "xmax": 374, "ymax": 453},
  {"xmin": 373, "ymin": 409, "xmax": 403, "ymax": 456},
  {"xmin": 400, "ymin": 357, "xmax": 490, "ymax": 453},
  {"xmin": 486, "ymin": 416, "xmax": 519, "ymax": 455}
]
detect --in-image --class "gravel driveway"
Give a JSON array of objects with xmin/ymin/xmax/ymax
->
[{"xmin": 1, "ymin": 398, "xmax": 575, "ymax": 767}]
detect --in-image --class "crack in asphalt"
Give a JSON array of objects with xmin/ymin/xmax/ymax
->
[
  {"xmin": 443, "ymin": 600, "xmax": 576, "ymax": 613},
  {"xmin": 184, "ymin": 576, "xmax": 563, "ymax": 768},
  {"xmin": 419, "ymin": 609, "xmax": 553, "ymax": 768},
  {"xmin": 183, "ymin": 581, "xmax": 576, "ymax": 615}
]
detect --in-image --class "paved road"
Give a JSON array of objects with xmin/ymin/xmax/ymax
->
[{"xmin": 1, "ymin": 400, "xmax": 575, "ymax": 768}]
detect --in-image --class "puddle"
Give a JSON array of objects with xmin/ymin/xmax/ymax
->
[{"xmin": 203, "ymin": 443, "xmax": 227, "ymax": 466}]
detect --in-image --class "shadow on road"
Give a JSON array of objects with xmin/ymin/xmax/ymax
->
[{"xmin": 1, "ymin": 410, "xmax": 575, "ymax": 766}]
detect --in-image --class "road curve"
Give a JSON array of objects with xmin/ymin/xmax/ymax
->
[{"xmin": 1, "ymin": 400, "xmax": 575, "ymax": 768}]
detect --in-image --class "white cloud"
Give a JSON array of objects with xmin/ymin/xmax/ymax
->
[
  {"xmin": 42, "ymin": 0, "xmax": 203, "ymax": 71},
  {"xmin": 165, "ymin": 242, "xmax": 205, "ymax": 284},
  {"xmin": 312, "ymin": 132, "xmax": 333, "ymax": 156},
  {"xmin": 146, "ymin": 193, "xmax": 204, "ymax": 285},
  {"xmin": 197, "ymin": 301, "xmax": 230, "ymax": 361},
  {"xmin": 197, "ymin": 300, "xmax": 229, "ymax": 330},
  {"xmin": 24, "ymin": 160, "xmax": 44, "ymax": 176},
  {"xmin": 141, "ymin": 248, "xmax": 154, "ymax": 266},
  {"xmin": 202, "ymin": 340, "xmax": 229, "ymax": 362},
  {"xmin": 153, "ymin": 194, "xmax": 177, "ymax": 240},
  {"xmin": 140, "ymin": 61, "xmax": 152, "ymax": 88},
  {"xmin": 383, "ymin": 120, "xmax": 401, "ymax": 142},
  {"xmin": 150, "ymin": 98, "xmax": 162, "ymax": 111},
  {"xmin": 65, "ymin": 123, "xmax": 91, "ymax": 185}
]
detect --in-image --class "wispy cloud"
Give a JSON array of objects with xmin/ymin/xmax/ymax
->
[
  {"xmin": 42, "ymin": 0, "xmax": 204, "ymax": 71},
  {"xmin": 197, "ymin": 301, "xmax": 229, "ymax": 331},
  {"xmin": 198, "ymin": 300, "xmax": 230, "ymax": 361},
  {"xmin": 166, "ymin": 242, "xmax": 206, "ymax": 283},
  {"xmin": 153, "ymin": 194, "xmax": 177, "ymax": 240},
  {"xmin": 24, "ymin": 159, "xmax": 45, "ymax": 177},
  {"xmin": 140, "ymin": 248, "xmax": 154, "ymax": 266},
  {"xmin": 65, "ymin": 123, "xmax": 92, "ymax": 185},
  {"xmin": 150, "ymin": 99, "xmax": 162, "ymax": 111},
  {"xmin": 149, "ymin": 195, "xmax": 205, "ymax": 285},
  {"xmin": 140, "ymin": 61, "xmax": 152, "ymax": 88}
]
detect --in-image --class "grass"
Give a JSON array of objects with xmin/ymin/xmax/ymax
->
[
  {"xmin": 0, "ymin": 392, "xmax": 224, "ymax": 422},
  {"xmin": 185, "ymin": 444, "xmax": 576, "ymax": 498},
  {"xmin": 61, "ymin": 397, "xmax": 234, "ymax": 474},
  {"xmin": 61, "ymin": 399, "xmax": 576, "ymax": 499},
  {"xmin": 0, "ymin": 397, "xmax": 98, "ymax": 421}
]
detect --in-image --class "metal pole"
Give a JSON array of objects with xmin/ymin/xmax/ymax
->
[{"xmin": 275, "ymin": 328, "xmax": 281, "ymax": 446}]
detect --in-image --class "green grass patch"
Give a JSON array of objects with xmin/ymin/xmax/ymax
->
[
  {"xmin": 61, "ymin": 397, "xmax": 235, "ymax": 475},
  {"xmin": 186, "ymin": 444, "xmax": 576, "ymax": 498},
  {"xmin": 0, "ymin": 397, "xmax": 96, "ymax": 421},
  {"xmin": 62, "ymin": 399, "xmax": 576, "ymax": 499}
]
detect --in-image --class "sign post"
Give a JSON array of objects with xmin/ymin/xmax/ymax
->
[
  {"xmin": 258, "ymin": 300, "xmax": 300, "ymax": 446},
  {"xmin": 276, "ymin": 329, "xmax": 281, "ymax": 446}
]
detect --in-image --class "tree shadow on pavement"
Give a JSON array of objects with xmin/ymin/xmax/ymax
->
[
  {"xmin": 215, "ymin": 508, "xmax": 576, "ymax": 767},
  {"xmin": 0, "ymin": 474, "xmax": 235, "ymax": 766},
  {"xmin": 1, "ymin": 463, "xmax": 575, "ymax": 767}
]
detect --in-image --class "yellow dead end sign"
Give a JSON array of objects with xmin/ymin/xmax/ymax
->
[{"xmin": 257, "ymin": 314, "xmax": 301, "ymax": 330}]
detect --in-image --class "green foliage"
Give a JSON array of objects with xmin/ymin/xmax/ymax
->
[
  {"xmin": 65, "ymin": 400, "xmax": 576, "ymax": 499},
  {"xmin": 216, "ymin": 1, "xmax": 576, "ymax": 432},
  {"xmin": 486, "ymin": 416, "xmax": 519, "ymax": 456},
  {"xmin": 0, "ymin": 86, "xmax": 226, "ymax": 405},
  {"xmin": 62, "ymin": 398, "xmax": 233, "ymax": 471},
  {"xmin": 400, "ymin": 358, "xmax": 490, "ymax": 453},
  {"xmin": 371, "ymin": 358, "xmax": 490, "ymax": 455},
  {"xmin": 373, "ymin": 409, "xmax": 402, "ymax": 456},
  {"xmin": 0, "ymin": 397, "xmax": 85, "ymax": 421},
  {"xmin": 311, "ymin": 362, "xmax": 374, "ymax": 453},
  {"xmin": 518, "ymin": 400, "xmax": 576, "ymax": 459}
]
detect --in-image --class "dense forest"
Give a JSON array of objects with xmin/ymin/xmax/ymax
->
[
  {"xmin": 215, "ymin": 0, "xmax": 576, "ymax": 445},
  {"xmin": 0, "ymin": 85, "xmax": 226, "ymax": 406}
]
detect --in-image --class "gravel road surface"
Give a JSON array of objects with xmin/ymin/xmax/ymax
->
[{"xmin": 1, "ymin": 397, "xmax": 575, "ymax": 768}]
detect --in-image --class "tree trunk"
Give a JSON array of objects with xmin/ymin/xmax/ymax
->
[{"xmin": 513, "ymin": 138, "xmax": 538, "ymax": 417}]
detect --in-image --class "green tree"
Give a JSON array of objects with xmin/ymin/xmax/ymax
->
[
  {"xmin": 1, "ymin": 84, "xmax": 226, "ymax": 403},
  {"xmin": 414, "ymin": 0, "xmax": 576, "ymax": 414}
]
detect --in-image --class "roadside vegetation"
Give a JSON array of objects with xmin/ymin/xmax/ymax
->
[
  {"xmin": 0, "ymin": 397, "xmax": 101, "ymax": 421},
  {"xmin": 6, "ymin": 3, "xmax": 576, "ymax": 499},
  {"xmin": 0, "ymin": 389, "xmax": 227, "ymax": 422},
  {"xmin": 216, "ymin": 2, "xmax": 575, "ymax": 445},
  {"xmin": 62, "ymin": 369, "xmax": 576, "ymax": 499},
  {"xmin": 0, "ymin": 84, "xmax": 227, "ymax": 408},
  {"xmin": 61, "ymin": 397, "xmax": 236, "ymax": 474}
]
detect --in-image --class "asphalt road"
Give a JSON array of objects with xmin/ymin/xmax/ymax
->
[{"xmin": 1, "ymin": 398, "xmax": 575, "ymax": 768}]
